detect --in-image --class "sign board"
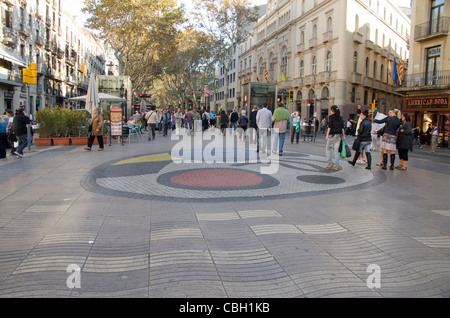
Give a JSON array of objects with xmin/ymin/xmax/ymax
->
[
  {"xmin": 205, "ymin": 89, "xmax": 210, "ymax": 96},
  {"xmin": 110, "ymin": 106, "xmax": 124, "ymax": 146}
]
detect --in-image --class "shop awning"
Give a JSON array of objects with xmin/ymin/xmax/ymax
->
[{"xmin": 0, "ymin": 46, "xmax": 27, "ymax": 68}]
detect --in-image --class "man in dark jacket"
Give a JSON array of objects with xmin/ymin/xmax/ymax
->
[{"xmin": 12, "ymin": 108, "xmax": 31, "ymax": 158}]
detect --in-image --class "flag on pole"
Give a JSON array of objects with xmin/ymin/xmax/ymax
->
[
  {"xmin": 256, "ymin": 71, "xmax": 260, "ymax": 83},
  {"xmin": 392, "ymin": 58, "xmax": 398, "ymax": 86},
  {"xmin": 388, "ymin": 60, "xmax": 393, "ymax": 86},
  {"xmin": 264, "ymin": 67, "xmax": 269, "ymax": 83},
  {"xmin": 398, "ymin": 59, "xmax": 404, "ymax": 85},
  {"xmin": 280, "ymin": 66, "xmax": 286, "ymax": 82}
]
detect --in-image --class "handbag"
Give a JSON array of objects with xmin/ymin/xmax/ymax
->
[
  {"xmin": 345, "ymin": 144, "xmax": 352, "ymax": 157},
  {"xmin": 352, "ymin": 136, "xmax": 361, "ymax": 151},
  {"xmin": 340, "ymin": 141, "xmax": 347, "ymax": 158}
]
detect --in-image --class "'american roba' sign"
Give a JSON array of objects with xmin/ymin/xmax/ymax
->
[{"xmin": 406, "ymin": 97, "xmax": 449, "ymax": 109}]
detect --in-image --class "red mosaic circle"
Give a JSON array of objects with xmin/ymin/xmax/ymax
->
[{"xmin": 170, "ymin": 169, "xmax": 263, "ymax": 188}]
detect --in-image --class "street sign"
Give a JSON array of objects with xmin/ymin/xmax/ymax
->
[{"xmin": 205, "ymin": 89, "xmax": 210, "ymax": 96}]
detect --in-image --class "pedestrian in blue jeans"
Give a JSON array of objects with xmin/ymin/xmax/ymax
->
[
  {"xmin": 325, "ymin": 105, "xmax": 345, "ymax": 170},
  {"xmin": 12, "ymin": 108, "xmax": 30, "ymax": 158},
  {"xmin": 272, "ymin": 102, "xmax": 290, "ymax": 156}
]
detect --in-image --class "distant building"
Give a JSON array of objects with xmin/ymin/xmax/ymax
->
[
  {"xmin": 396, "ymin": 0, "xmax": 450, "ymax": 148},
  {"xmin": 0, "ymin": 0, "xmax": 107, "ymax": 116},
  {"xmin": 238, "ymin": 0, "xmax": 410, "ymax": 122}
]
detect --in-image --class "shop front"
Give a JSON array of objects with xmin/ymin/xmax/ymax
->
[{"xmin": 403, "ymin": 95, "xmax": 450, "ymax": 148}]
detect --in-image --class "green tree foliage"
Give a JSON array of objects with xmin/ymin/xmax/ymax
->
[
  {"xmin": 83, "ymin": 0, "xmax": 185, "ymax": 94},
  {"xmin": 191, "ymin": 0, "xmax": 259, "ymax": 110}
]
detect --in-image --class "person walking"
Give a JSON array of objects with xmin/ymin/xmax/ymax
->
[
  {"xmin": 238, "ymin": 110, "xmax": 249, "ymax": 141},
  {"xmin": 145, "ymin": 106, "xmax": 158, "ymax": 140},
  {"xmin": 229, "ymin": 109, "xmax": 239, "ymax": 134},
  {"xmin": 348, "ymin": 110, "xmax": 372, "ymax": 170},
  {"xmin": 396, "ymin": 113, "xmax": 413, "ymax": 170},
  {"xmin": 209, "ymin": 111, "xmax": 216, "ymax": 129},
  {"xmin": 413, "ymin": 126, "xmax": 422, "ymax": 149},
  {"xmin": 4, "ymin": 109, "xmax": 15, "ymax": 155},
  {"xmin": 174, "ymin": 108, "xmax": 183, "ymax": 136},
  {"xmin": 219, "ymin": 110, "xmax": 228, "ymax": 135},
  {"xmin": 373, "ymin": 108, "xmax": 401, "ymax": 170},
  {"xmin": 192, "ymin": 109, "xmax": 200, "ymax": 135},
  {"xmin": 249, "ymin": 106, "xmax": 259, "ymax": 144},
  {"xmin": 325, "ymin": 105, "xmax": 345, "ymax": 171},
  {"xmin": 85, "ymin": 107, "xmax": 104, "ymax": 151},
  {"xmin": 272, "ymin": 102, "xmax": 290, "ymax": 156},
  {"xmin": 256, "ymin": 103, "xmax": 272, "ymax": 154},
  {"xmin": 0, "ymin": 115, "xmax": 7, "ymax": 159},
  {"xmin": 160, "ymin": 109, "xmax": 170, "ymax": 136},
  {"xmin": 290, "ymin": 111, "xmax": 300, "ymax": 144},
  {"xmin": 430, "ymin": 124, "xmax": 439, "ymax": 153},
  {"xmin": 11, "ymin": 108, "xmax": 31, "ymax": 158},
  {"xmin": 184, "ymin": 109, "xmax": 194, "ymax": 135}
]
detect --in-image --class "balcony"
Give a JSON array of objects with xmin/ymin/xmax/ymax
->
[
  {"xmin": 395, "ymin": 70, "xmax": 450, "ymax": 93},
  {"xmin": 351, "ymin": 72, "xmax": 362, "ymax": 85},
  {"xmin": 353, "ymin": 31, "xmax": 363, "ymax": 44},
  {"xmin": 414, "ymin": 17, "xmax": 450, "ymax": 42},
  {"xmin": 365, "ymin": 40, "xmax": 374, "ymax": 51},
  {"xmin": 2, "ymin": 28, "xmax": 17, "ymax": 48},
  {"xmin": 322, "ymin": 31, "xmax": 332, "ymax": 43},
  {"xmin": 304, "ymin": 74, "xmax": 317, "ymax": 86},
  {"xmin": 296, "ymin": 43, "xmax": 305, "ymax": 53},
  {"xmin": 374, "ymin": 44, "xmax": 381, "ymax": 55},
  {"xmin": 19, "ymin": 23, "xmax": 31, "ymax": 37},
  {"xmin": 318, "ymin": 71, "xmax": 336, "ymax": 84},
  {"xmin": 309, "ymin": 38, "xmax": 317, "ymax": 48}
]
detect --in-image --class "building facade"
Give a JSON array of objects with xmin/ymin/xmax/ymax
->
[
  {"xmin": 0, "ymin": 0, "xmax": 106, "ymax": 117},
  {"xmin": 396, "ymin": 0, "xmax": 450, "ymax": 148},
  {"xmin": 213, "ymin": 45, "xmax": 238, "ymax": 113},
  {"xmin": 238, "ymin": 0, "xmax": 410, "ymax": 123}
]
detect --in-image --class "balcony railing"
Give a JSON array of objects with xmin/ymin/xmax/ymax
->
[
  {"xmin": 414, "ymin": 17, "xmax": 450, "ymax": 42},
  {"xmin": 395, "ymin": 70, "xmax": 450, "ymax": 91}
]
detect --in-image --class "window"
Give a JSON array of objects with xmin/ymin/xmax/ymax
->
[
  {"xmin": 312, "ymin": 56, "xmax": 317, "ymax": 75},
  {"xmin": 326, "ymin": 51, "xmax": 332, "ymax": 72},
  {"xmin": 300, "ymin": 60, "xmax": 304, "ymax": 77},
  {"xmin": 373, "ymin": 61, "xmax": 377, "ymax": 79},
  {"xmin": 269, "ymin": 52, "xmax": 275, "ymax": 82},
  {"xmin": 426, "ymin": 46, "xmax": 441, "ymax": 85},
  {"xmin": 259, "ymin": 57, "xmax": 264, "ymax": 81},
  {"xmin": 327, "ymin": 17, "xmax": 332, "ymax": 32},
  {"xmin": 430, "ymin": 0, "xmax": 445, "ymax": 34},
  {"xmin": 312, "ymin": 24, "xmax": 317, "ymax": 39},
  {"xmin": 365, "ymin": 57, "xmax": 370, "ymax": 77},
  {"xmin": 300, "ymin": 31, "xmax": 305, "ymax": 44},
  {"xmin": 321, "ymin": 87, "xmax": 329, "ymax": 99},
  {"xmin": 353, "ymin": 51, "xmax": 358, "ymax": 72},
  {"xmin": 281, "ymin": 47, "xmax": 288, "ymax": 80}
]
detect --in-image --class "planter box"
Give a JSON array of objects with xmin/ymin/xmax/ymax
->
[
  {"xmin": 70, "ymin": 137, "xmax": 89, "ymax": 146},
  {"xmin": 34, "ymin": 137, "xmax": 52, "ymax": 146},
  {"xmin": 52, "ymin": 137, "xmax": 70, "ymax": 146}
]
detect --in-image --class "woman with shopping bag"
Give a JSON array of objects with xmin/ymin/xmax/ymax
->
[{"xmin": 348, "ymin": 110, "xmax": 372, "ymax": 170}]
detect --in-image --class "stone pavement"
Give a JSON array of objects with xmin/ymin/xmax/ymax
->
[{"xmin": 0, "ymin": 130, "xmax": 449, "ymax": 298}]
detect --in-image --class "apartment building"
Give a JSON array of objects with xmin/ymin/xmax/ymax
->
[
  {"xmin": 396, "ymin": 0, "xmax": 450, "ymax": 148},
  {"xmin": 213, "ymin": 45, "xmax": 239, "ymax": 113},
  {"xmin": 0, "ymin": 0, "xmax": 106, "ymax": 116},
  {"xmin": 238, "ymin": 0, "xmax": 410, "ymax": 122}
]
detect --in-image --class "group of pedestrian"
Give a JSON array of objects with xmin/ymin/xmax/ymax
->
[{"xmin": 1, "ymin": 108, "xmax": 30, "ymax": 159}]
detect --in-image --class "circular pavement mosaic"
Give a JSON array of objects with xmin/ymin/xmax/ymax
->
[{"xmin": 81, "ymin": 151, "xmax": 382, "ymax": 202}]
